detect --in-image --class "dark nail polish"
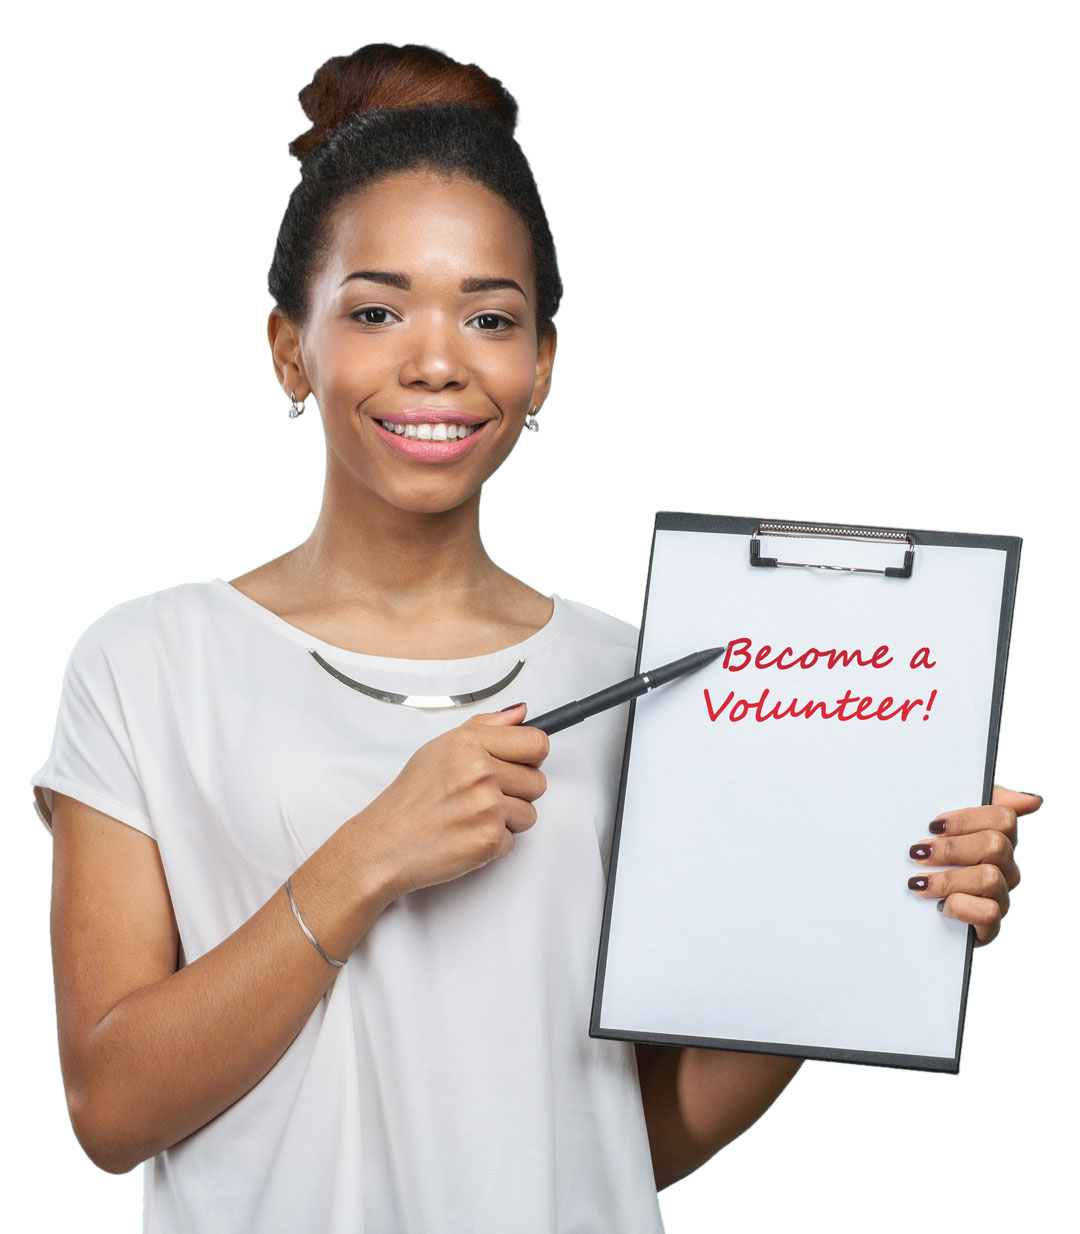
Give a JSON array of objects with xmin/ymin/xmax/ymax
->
[
  {"xmin": 908, "ymin": 876, "xmax": 929, "ymax": 891},
  {"xmin": 937, "ymin": 898, "xmax": 946, "ymax": 912},
  {"xmin": 499, "ymin": 701, "xmax": 526, "ymax": 712},
  {"xmin": 910, "ymin": 843, "xmax": 933, "ymax": 860},
  {"xmin": 929, "ymin": 819, "xmax": 947, "ymax": 834}
]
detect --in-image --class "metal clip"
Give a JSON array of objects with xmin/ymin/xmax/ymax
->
[{"xmin": 749, "ymin": 522, "xmax": 915, "ymax": 578}]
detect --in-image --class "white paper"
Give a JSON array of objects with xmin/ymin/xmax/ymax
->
[{"xmin": 597, "ymin": 529, "xmax": 1008, "ymax": 1063}]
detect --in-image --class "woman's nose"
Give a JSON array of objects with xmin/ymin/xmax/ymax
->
[{"xmin": 398, "ymin": 314, "xmax": 469, "ymax": 389}]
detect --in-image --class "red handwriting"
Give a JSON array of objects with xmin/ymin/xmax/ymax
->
[
  {"xmin": 706, "ymin": 637, "xmax": 941, "ymax": 722},
  {"xmin": 723, "ymin": 637, "xmax": 894, "ymax": 672},
  {"xmin": 704, "ymin": 687, "xmax": 936, "ymax": 723}
]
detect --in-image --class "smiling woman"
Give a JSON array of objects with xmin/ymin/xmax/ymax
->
[
  {"xmin": 28, "ymin": 35, "xmax": 1041, "ymax": 1234},
  {"xmin": 31, "ymin": 41, "xmax": 682, "ymax": 1234},
  {"xmin": 271, "ymin": 168, "xmax": 554, "ymax": 504}
]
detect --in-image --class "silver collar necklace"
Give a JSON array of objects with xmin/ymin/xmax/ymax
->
[{"xmin": 307, "ymin": 647, "xmax": 526, "ymax": 708}]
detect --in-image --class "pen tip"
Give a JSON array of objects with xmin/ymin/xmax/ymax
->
[{"xmin": 700, "ymin": 646, "xmax": 726, "ymax": 665}]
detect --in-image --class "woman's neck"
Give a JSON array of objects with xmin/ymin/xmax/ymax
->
[
  {"xmin": 296, "ymin": 490, "xmax": 499, "ymax": 610},
  {"xmin": 226, "ymin": 481, "xmax": 551, "ymax": 658}
]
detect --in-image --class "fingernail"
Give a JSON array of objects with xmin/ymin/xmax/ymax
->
[
  {"xmin": 910, "ymin": 843, "xmax": 933, "ymax": 860},
  {"xmin": 937, "ymin": 898, "xmax": 946, "ymax": 912},
  {"xmin": 1019, "ymin": 790, "xmax": 1042, "ymax": 798},
  {"xmin": 499, "ymin": 701, "xmax": 526, "ymax": 712},
  {"xmin": 929, "ymin": 819, "xmax": 947, "ymax": 834},
  {"xmin": 908, "ymin": 876, "xmax": 929, "ymax": 891}
]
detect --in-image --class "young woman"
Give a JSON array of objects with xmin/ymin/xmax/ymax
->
[{"xmin": 32, "ymin": 42, "xmax": 1040, "ymax": 1233}]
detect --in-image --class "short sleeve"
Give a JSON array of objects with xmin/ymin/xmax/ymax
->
[{"xmin": 30, "ymin": 619, "xmax": 156, "ymax": 841}]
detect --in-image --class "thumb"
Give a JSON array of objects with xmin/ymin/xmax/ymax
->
[
  {"xmin": 992, "ymin": 784, "xmax": 1044, "ymax": 815},
  {"xmin": 469, "ymin": 700, "xmax": 527, "ymax": 726}
]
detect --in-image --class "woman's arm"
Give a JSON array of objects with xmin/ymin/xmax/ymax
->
[
  {"xmin": 51, "ymin": 703, "xmax": 548, "ymax": 1175},
  {"xmin": 51, "ymin": 792, "xmax": 395, "ymax": 1175},
  {"xmin": 635, "ymin": 1043, "xmax": 802, "ymax": 1190}
]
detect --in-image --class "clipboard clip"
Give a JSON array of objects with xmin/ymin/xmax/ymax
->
[{"xmin": 750, "ymin": 522, "xmax": 915, "ymax": 578}]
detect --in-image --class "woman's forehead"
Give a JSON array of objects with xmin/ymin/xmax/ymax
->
[{"xmin": 322, "ymin": 173, "xmax": 534, "ymax": 289}]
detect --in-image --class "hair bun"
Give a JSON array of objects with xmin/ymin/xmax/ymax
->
[{"xmin": 289, "ymin": 43, "xmax": 518, "ymax": 161}]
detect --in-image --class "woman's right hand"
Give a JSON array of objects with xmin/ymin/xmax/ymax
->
[{"xmin": 355, "ymin": 701, "xmax": 550, "ymax": 902}]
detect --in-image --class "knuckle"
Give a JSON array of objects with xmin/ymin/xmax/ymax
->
[
  {"xmin": 984, "ymin": 830, "xmax": 1009, "ymax": 860},
  {"xmin": 463, "ymin": 751, "xmax": 491, "ymax": 786},
  {"xmin": 471, "ymin": 779, "xmax": 502, "ymax": 818},
  {"xmin": 981, "ymin": 865, "xmax": 1006, "ymax": 896},
  {"xmin": 979, "ymin": 898, "xmax": 1001, "ymax": 926},
  {"xmin": 485, "ymin": 822, "xmax": 509, "ymax": 858},
  {"xmin": 944, "ymin": 868, "xmax": 967, "ymax": 897}
]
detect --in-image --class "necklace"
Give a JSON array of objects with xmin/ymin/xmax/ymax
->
[{"xmin": 308, "ymin": 647, "xmax": 526, "ymax": 708}]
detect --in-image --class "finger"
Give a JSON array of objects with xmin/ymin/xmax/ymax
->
[
  {"xmin": 472, "ymin": 701, "xmax": 529, "ymax": 724},
  {"xmin": 909, "ymin": 830, "xmax": 1020, "ymax": 890},
  {"xmin": 472, "ymin": 722, "xmax": 551, "ymax": 767},
  {"xmin": 501, "ymin": 794, "xmax": 539, "ymax": 836},
  {"xmin": 907, "ymin": 862, "xmax": 1010, "ymax": 921},
  {"xmin": 991, "ymin": 784, "xmax": 1043, "ymax": 817},
  {"xmin": 936, "ymin": 890, "xmax": 1003, "ymax": 947},
  {"xmin": 494, "ymin": 761, "xmax": 548, "ymax": 804},
  {"xmin": 927, "ymin": 802, "xmax": 1018, "ymax": 851}
]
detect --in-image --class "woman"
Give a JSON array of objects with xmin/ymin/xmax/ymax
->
[{"xmin": 31, "ymin": 42, "xmax": 1040, "ymax": 1233}]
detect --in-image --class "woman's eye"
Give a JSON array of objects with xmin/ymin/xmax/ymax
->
[
  {"xmin": 349, "ymin": 308, "xmax": 514, "ymax": 331},
  {"xmin": 470, "ymin": 313, "xmax": 515, "ymax": 332},
  {"xmin": 351, "ymin": 307, "xmax": 396, "ymax": 325}
]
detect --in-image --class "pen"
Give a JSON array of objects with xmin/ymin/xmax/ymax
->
[{"xmin": 523, "ymin": 646, "xmax": 727, "ymax": 735}]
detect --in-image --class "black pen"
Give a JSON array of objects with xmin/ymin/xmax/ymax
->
[{"xmin": 522, "ymin": 646, "xmax": 727, "ymax": 735}]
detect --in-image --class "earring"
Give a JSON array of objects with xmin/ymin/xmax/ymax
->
[
  {"xmin": 525, "ymin": 405, "xmax": 540, "ymax": 432},
  {"xmin": 289, "ymin": 389, "xmax": 306, "ymax": 418}
]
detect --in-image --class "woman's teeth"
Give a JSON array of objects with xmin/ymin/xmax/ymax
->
[{"xmin": 378, "ymin": 420, "xmax": 479, "ymax": 440}]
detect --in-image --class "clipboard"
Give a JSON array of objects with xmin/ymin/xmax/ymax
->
[{"xmin": 590, "ymin": 513, "xmax": 1021, "ymax": 1073}]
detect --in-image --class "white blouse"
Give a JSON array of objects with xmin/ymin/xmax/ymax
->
[{"xmin": 31, "ymin": 579, "xmax": 666, "ymax": 1233}]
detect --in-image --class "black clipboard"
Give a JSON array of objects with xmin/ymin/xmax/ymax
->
[{"xmin": 590, "ymin": 513, "xmax": 1021, "ymax": 1073}]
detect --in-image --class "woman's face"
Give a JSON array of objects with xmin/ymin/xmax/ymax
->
[{"xmin": 272, "ymin": 169, "xmax": 555, "ymax": 516}]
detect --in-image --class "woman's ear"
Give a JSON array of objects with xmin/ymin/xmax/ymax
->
[
  {"xmin": 268, "ymin": 307, "xmax": 309, "ymax": 401},
  {"xmin": 533, "ymin": 324, "xmax": 557, "ymax": 408}
]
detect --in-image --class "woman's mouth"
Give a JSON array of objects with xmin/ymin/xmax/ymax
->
[{"xmin": 372, "ymin": 417, "xmax": 490, "ymax": 462}]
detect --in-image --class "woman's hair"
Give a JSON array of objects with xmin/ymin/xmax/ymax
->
[{"xmin": 267, "ymin": 43, "xmax": 562, "ymax": 337}]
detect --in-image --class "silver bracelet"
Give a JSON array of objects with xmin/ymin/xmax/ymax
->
[{"xmin": 286, "ymin": 876, "xmax": 345, "ymax": 967}]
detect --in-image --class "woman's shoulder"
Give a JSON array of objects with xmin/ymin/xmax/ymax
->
[
  {"xmin": 556, "ymin": 594, "xmax": 639, "ymax": 657},
  {"xmin": 63, "ymin": 580, "xmax": 218, "ymax": 668}
]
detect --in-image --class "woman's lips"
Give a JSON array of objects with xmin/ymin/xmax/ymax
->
[{"xmin": 372, "ymin": 417, "xmax": 490, "ymax": 462}]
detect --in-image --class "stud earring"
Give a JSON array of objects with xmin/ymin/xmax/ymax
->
[
  {"xmin": 525, "ymin": 405, "xmax": 540, "ymax": 432},
  {"xmin": 289, "ymin": 389, "xmax": 306, "ymax": 418}
]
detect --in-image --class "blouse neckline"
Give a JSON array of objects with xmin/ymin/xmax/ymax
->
[{"xmin": 207, "ymin": 578, "xmax": 566, "ymax": 677}]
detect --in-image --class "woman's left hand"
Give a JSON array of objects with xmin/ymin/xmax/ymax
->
[{"xmin": 907, "ymin": 785, "xmax": 1043, "ymax": 946}]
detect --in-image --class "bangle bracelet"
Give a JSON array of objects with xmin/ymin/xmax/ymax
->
[{"xmin": 286, "ymin": 876, "xmax": 346, "ymax": 967}]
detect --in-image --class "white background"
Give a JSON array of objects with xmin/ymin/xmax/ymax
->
[{"xmin": 4, "ymin": 2, "xmax": 1076, "ymax": 1230}]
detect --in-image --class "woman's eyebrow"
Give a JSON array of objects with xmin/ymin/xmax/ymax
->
[{"xmin": 338, "ymin": 270, "xmax": 527, "ymax": 301}]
